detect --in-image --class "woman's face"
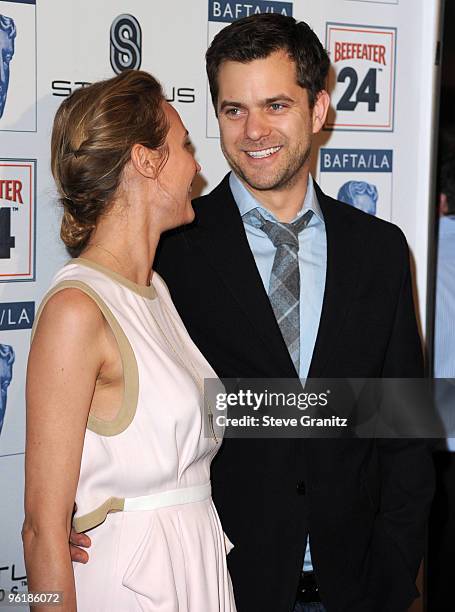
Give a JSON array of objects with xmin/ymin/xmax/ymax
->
[{"xmin": 155, "ymin": 103, "xmax": 200, "ymax": 230}]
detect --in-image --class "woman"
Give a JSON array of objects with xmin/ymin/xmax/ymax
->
[{"xmin": 23, "ymin": 70, "xmax": 236, "ymax": 611}]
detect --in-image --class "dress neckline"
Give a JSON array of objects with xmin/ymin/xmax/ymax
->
[{"xmin": 70, "ymin": 257, "xmax": 157, "ymax": 300}]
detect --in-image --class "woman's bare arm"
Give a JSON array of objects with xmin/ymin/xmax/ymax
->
[{"xmin": 23, "ymin": 289, "xmax": 105, "ymax": 612}]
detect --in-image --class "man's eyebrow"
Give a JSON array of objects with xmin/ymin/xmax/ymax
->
[
  {"xmin": 219, "ymin": 100, "xmax": 245, "ymax": 112},
  {"xmin": 264, "ymin": 95, "xmax": 295, "ymax": 105},
  {"xmin": 219, "ymin": 95, "xmax": 296, "ymax": 112}
]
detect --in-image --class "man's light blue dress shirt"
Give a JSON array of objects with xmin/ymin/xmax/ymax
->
[{"xmin": 229, "ymin": 171, "xmax": 327, "ymax": 571}]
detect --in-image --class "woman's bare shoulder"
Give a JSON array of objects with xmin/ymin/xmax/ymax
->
[{"xmin": 33, "ymin": 287, "xmax": 105, "ymax": 345}]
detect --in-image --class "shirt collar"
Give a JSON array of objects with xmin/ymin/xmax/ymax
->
[{"xmin": 229, "ymin": 171, "xmax": 323, "ymax": 223}]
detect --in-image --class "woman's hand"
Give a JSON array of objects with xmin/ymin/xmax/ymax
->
[{"xmin": 70, "ymin": 529, "xmax": 91, "ymax": 563}]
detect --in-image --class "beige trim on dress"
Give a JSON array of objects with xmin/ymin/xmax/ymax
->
[
  {"xmin": 31, "ymin": 280, "xmax": 139, "ymax": 437},
  {"xmin": 73, "ymin": 496, "xmax": 125, "ymax": 533},
  {"xmin": 71, "ymin": 257, "xmax": 156, "ymax": 300}
]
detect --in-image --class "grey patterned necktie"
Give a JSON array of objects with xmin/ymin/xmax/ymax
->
[{"xmin": 243, "ymin": 208, "xmax": 313, "ymax": 373}]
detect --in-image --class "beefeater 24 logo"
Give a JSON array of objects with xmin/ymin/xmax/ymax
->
[
  {"xmin": 0, "ymin": 159, "xmax": 36, "ymax": 282},
  {"xmin": 325, "ymin": 23, "xmax": 397, "ymax": 132}
]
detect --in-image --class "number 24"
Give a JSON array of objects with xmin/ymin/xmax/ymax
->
[{"xmin": 336, "ymin": 67, "xmax": 380, "ymax": 112}]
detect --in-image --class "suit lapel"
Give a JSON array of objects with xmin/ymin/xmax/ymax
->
[
  {"xmin": 188, "ymin": 176, "xmax": 363, "ymax": 378},
  {"xmin": 308, "ymin": 183, "xmax": 364, "ymax": 377},
  {"xmin": 190, "ymin": 175, "xmax": 297, "ymax": 377}
]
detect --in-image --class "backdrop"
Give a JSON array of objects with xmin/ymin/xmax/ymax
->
[{"xmin": 0, "ymin": 0, "xmax": 442, "ymax": 606}]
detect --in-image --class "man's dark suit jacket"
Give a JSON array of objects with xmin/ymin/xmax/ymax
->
[{"xmin": 154, "ymin": 175, "xmax": 435, "ymax": 612}]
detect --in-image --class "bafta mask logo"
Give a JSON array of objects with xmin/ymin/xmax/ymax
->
[
  {"xmin": 0, "ymin": 343, "xmax": 14, "ymax": 435},
  {"xmin": 338, "ymin": 180, "xmax": 378, "ymax": 216},
  {"xmin": 0, "ymin": 14, "xmax": 16, "ymax": 120}
]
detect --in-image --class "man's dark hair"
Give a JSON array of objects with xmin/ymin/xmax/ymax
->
[
  {"xmin": 206, "ymin": 13, "xmax": 330, "ymax": 114},
  {"xmin": 438, "ymin": 127, "xmax": 455, "ymax": 215}
]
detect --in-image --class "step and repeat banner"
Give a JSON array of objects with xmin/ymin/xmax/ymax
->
[{"xmin": 0, "ymin": 0, "xmax": 441, "ymax": 605}]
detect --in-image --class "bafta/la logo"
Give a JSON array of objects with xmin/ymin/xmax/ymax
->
[
  {"xmin": 0, "ymin": 13, "xmax": 16, "ymax": 120},
  {"xmin": 319, "ymin": 148, "xmax": 393, "ymax": 220},
  {"xmin": 0, "ymin": 343, "xmax": 14, "ymax": 435},
  {"xmin": 110, "ymin": 14, "xmax": 142, "ymax": 75}
]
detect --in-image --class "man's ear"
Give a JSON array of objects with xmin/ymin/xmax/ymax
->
[
  {"xmin": 312, "ymin": 90, "xmax": 330, "ymax": 134},
  {"xmin": 130, "ymin": 143, "xmax": 162, "ymax": 179},
  {"xmin": 439, "ymin": 192, "xmax": 449, "ymax": 216}
]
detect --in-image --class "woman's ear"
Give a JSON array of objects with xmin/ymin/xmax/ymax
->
[{"xmin": 130, "ymin": 143, "xmax": 162, "ymax": 179}]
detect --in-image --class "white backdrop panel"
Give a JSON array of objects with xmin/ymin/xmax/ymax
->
[{"xmin": 0, "ymin": 1, "xmax": 441, "ymax": 606}]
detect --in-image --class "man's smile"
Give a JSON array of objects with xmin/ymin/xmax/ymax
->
[{"xmin": 245, "ymin": 145, "xmax": 282, "ymax": 159}]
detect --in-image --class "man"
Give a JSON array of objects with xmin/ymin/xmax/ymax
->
[
  {"xmin": 71, "ymin": 14, "xmax": 434, "ymax": 612},
  {"xmin": 433, "ymin": 134, "xmax": 455, "ymax": 383},
  {"xmin": 0, "ymin": 14, "xmax": 16, "ymax": 119},
  {"xmin": 427, "ymin": 133, "xmax": 455, "ymax": 609}
]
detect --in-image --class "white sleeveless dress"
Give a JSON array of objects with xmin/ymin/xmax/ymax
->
[{"xmin": 35, "ymin": 258, "xmax": 236, "ymax": 612}]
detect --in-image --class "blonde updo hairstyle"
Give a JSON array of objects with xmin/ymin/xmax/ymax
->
[{"xmin": 51, "ymin": 70, "xmax": 169, "ymax": 256}]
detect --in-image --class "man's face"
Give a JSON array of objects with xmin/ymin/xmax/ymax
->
[
  {"xmin": 0, "ymin": 28, "xmax": 15, "ymax": 119},
  {"xmin": 216, "ymin": 50, "xmax": 325, "ymax": 193}
]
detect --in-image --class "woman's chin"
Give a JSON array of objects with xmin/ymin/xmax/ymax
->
[
  {"xmin": 166, "ymin": 207, "xmax": 195, "ymax": 232},
  {"xmin": 184, "ymin": 204, "xmax": 196, "ymax": 225}
]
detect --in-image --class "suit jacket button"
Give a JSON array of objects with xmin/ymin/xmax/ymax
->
[{"xmin": 297, "ymin": 481, "xmax": 306, "ymax": 495}]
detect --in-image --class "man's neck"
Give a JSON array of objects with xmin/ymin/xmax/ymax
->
[{"xmin": 238, "ymin": 168, "xmax": 310, "ymax": 223}]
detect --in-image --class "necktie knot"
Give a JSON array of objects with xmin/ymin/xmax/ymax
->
[{"xmin": 243, "ymin": 208, "xmax": 313, "ymax": 250}]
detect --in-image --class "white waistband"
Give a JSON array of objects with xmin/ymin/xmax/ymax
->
[{"xmin": 123, "ymin": 482, "xmax": 211, "ymax": 512}]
